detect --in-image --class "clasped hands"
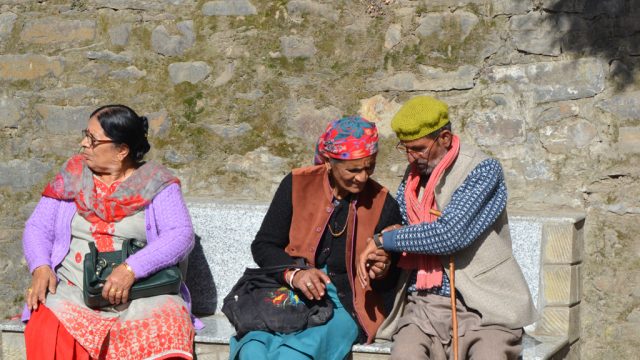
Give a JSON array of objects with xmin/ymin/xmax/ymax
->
[
  {"xmin": 26, "ymin": 263, "xmax": 135, "ymax": 311},
  {"xmin": 285, "ymin": 224, "xmax": 402, "ymax": 301},
  {"xmin": 356, "ymin": 224, "xmax": 402, "ymax": 289}
]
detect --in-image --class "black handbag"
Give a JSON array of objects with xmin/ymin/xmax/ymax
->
[
  {"xmin": 222, "ymin": 265, "xmax": 334, "ymax": 338},
  {"xmin": 83, "ymin": 239, "xmax": 182, "ymax": 309}
]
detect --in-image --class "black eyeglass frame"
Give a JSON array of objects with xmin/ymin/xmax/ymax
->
[{"xmin": 82, "ymin": 129, "xmax": 116, "ymax": 148}]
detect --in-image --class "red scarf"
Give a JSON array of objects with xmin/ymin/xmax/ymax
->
[{"xmin": 398, "ymin": 135, "xmax": 460, "ymax": 290}]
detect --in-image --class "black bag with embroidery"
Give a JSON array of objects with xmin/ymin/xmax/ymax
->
[{"xmin": 222, "ymin": 264, "xmax": 334, "ymax": 338}]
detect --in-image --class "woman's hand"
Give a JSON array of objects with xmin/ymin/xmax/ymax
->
[
  {"xmin": 290, "ymin": 268, "xmax": 331, "ymax": 301},
  {"xmin": 357, "ymin": 224, "xmax": 402, "ymax": 288},
  {"xmin": 102, "ymin": 264, "xmax": 135, "ymax": 306},
  {"xmin": 26, "ymin": 265, "xmax": 57, "ymax": 311},
  {"xmin": 357, "ymin": 241, "xmax": 391, "ymax": 289}
]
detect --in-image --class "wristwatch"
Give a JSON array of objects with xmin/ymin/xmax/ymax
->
[{"xmin": 373, "ymin": 233, "xmax": 384, "ymax": 249}]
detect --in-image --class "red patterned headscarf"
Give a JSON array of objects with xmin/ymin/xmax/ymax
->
[
  {"xmin": 42, "ymin": 155, "xmax": 179, "ymax": 223},
  {"xmin": 313, "ymin": 116, "xmax": 379, "ymax": 165}
]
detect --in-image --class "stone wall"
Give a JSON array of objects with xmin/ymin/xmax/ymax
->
[{"xmin": 0, "ymin": 0, "xmax": 638, "ymax": 358}]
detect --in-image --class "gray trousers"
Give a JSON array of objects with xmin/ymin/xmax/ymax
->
[{"xmin": 390, "ymin": 292, "xmax": 523, "ymax": 360}]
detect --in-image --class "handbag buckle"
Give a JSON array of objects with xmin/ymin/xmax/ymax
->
[{"xmin": 96, "ymin": 257, "xmax": 108, "ymax": 276}]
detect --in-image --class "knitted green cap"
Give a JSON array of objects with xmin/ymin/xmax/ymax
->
[{"xmin": 391, "ymin": 96, "xmax": 450, "ymax": 141}]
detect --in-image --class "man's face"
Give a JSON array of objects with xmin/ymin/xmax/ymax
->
[{"xmin": 398, "ymin": 131, "xmax": 451, "ymax": 176}]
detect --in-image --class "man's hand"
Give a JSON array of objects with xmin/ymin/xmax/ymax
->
[
  {"xmin": 26, "ymin": 265, "xmax": 57, "ymax": 311},
  {"xmin": 102, "ymin": 264, "xmax": 136, "ymax": 306},
  {"xmin": 290, "ymin": 268, "xmax": 331, "ymax": 300}
]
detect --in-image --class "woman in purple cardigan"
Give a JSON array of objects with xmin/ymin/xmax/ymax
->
[{"xmin": 22, "ymin": 105, "xmax": 196, "ymax": 359}]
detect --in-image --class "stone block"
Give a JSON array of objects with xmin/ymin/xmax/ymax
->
[
  {"xmin": 235, "ymin": 89, "xmax": 264, "ymax": 101},
  {"xmin": 596, "ymin": 91, "xmax": 640, "ymax": 121},
  {"xmin": 535, "ymin": 304, "xmax": 580, "ymax": 342},
  {"xmin": 542, "ymin": 264, "xmax": 581, "ymax": 306},
  {"xmin": 20, "ymin": 18, "xmax": 95, "ymax": 45},
  {"xmin": 0, "ymin": 97, "xmax": 21, "ymax": 128},
  {"xmin": 202, "ymin": 0, "xmax": 257, "ymax": 16},
  {"xmin": 0, "ymin": 54, "xmax": 64, "ymax": 81},
  {"xmin": 224, "ymin": 146, "xmax": 287, "ymax": 180},
  {"xmin": 168, "ymin": 61, "xmax": 212, "ymax": 84},
  {"xmin": 0, "ymin": 12, "xmax": 17, "ymax": 41},
  {"xmin": 542, "ymin": 222, "xmax": 582, "ymax": 264},
  {"xmin": 492, "ymin": 0, "xmax": 531, "ymax": 16},
  {"xmin": 418, "ymin": 65, "xmax": 478, "ymax": 90},
  {"xmin": 0, "ymin": 159, "xmax": 53, "ymax": 191},
  {"xmin": 89, "ymin": 0, "xmax": 176, "ymax": 10},
  {"xmin": 164, "ymin": 149, "xmax": 194, "ymax": 165},
  {"xmin": 35, "ymin": 104, "xmax": 92, "ymax": 135},
  {"xmin": 109, "ymin": 65, "xmax": 146, "ymax": 81},
  {"xmin": 147, "ymin": 109, "xmax": 171, "ymax": 137},
  {"xmin": 358, "ymin": 94, "xmax": 401, "ymax": 138},
  {"xmin": 384, "ymin": 24, "xmax": 401, "ymax": 49},
  {"xmin": 283, "ymin": 98, "xmax": 342, "ymax": 141},
  {"xmin": 542, "ymin": 0, "xmax": 625, "ymax": 16},
  {"xmin": 367, "ymin": 65, "xmax": 478, "ymax": 92},
  {"xmin": 1, "ymin": 331, "xmax": 26, "ymax": 360},
  {"xmin": 280, "ymin": 35, "xmax": 316, "ymax": 59},
  {"xmin": 618, "ymin": 127, "xmax": 640, "ymax": 153},
  {"xmin": 487, "ymin": 58, "xmax": 606, "ymax": 103},
  {"xmin": 539, "ymin": 118, "xmax": 598, "ymax": 153},
  {"xmin": 205, "ymin": 123, "xmax": 252, "ymax": 139},
  {"xmin": 212, "ymin": 62, "xmax": 235, "ymax": 87},
  {"xmin": 108, "ymin": 23, "xmax": 132, "ymax": 46},
  {"xmin": 466, "ymin": 111, "xmax": 526, "ymax": 146},
  {"xmin": 416, "ymin": 11, "xmax": 478, "ymax": 41},
  {"xmin": 509, "ymin": 13, "xmax": 569, "ymax": 56},
  {"xmin": 86, "ymin": 50, "xmax": 133, "ymax": 63},
  {"xmin": 23, "ymin": 86, "xmax": 99, "ymax": 103},
  {"xmin": 287, "ymin": 0, "xmax": 339, "ymax": 22},
  {"xmin": 535, "ymin": 103, "xmax": 580, "ymax": 124},
  {"xmin": 151, "ymin": 21, "xmax": 195, "ymax": 57}
]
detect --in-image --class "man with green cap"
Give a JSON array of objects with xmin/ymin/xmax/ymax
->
[{"xmin": 358, "ymin": 96, "xmax": 536, "ymax": 359}]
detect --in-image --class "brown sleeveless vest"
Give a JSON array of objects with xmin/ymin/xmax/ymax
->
[{"xmin": 285, "ymin": 164, "xmax": 389, "ymax": 343}]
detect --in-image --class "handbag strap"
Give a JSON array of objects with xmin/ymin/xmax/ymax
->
[
  {"xmin": 243, "ymin": 264, "xmax": 310, "ymax": 276},
  {"xmin": 89, "ymin": 240, "xmax": 129, "ymax": 263}
]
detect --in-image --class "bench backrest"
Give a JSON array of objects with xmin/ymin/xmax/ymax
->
[{"xmin": 185, "ymin": 201, "xmax": 584, "ymax": 342}]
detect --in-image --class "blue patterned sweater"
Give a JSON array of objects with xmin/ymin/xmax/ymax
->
[{"xmin": 382, "ymin": 158, "xmax": 508, "ymax": 296}]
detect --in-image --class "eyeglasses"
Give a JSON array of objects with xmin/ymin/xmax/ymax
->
[
  {"xmin": 395, "ymin": 140, "xmax": 436, "ymax": 158},
  {"xmin": 82, "ymin": 129, "xmax": 115, "ymax": 148}
]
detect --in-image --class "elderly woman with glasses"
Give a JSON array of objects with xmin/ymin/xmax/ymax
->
[
  {"xmin": 22, "ymin": 105, "xmax": 196, "ymax": 359},
  {"xmin": 229, "ymin": 116, "xmax": 403, "ymax": 360}
]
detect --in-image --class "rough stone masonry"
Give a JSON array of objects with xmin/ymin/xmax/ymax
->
[{"xmin": 0, "ymin": 1, "xmax": 638, "ymax": 359}]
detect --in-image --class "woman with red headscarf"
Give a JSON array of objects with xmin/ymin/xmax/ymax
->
[{"xmin": 229, "ymin": 116, "xmax": 402, "ymax": 360}]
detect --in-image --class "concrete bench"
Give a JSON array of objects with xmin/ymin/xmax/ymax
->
[{"xmin": 1, "ymin": 200, "xmax": 584, "ymax": 360}]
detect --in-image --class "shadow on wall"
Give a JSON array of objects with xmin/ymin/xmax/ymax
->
[{"xmin": 532, "ymin": 0, "xmax": 640, "ymax": 90}]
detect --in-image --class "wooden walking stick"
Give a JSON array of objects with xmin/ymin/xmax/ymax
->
[
  {"xmin": 449, "ymin": 256, "xmax": 459, "ymax": 360},
  {"xmin": 430, "ymin": 209, "xmax": 458, "ymax": 360}
]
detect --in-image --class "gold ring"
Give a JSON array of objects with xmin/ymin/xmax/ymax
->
[
  {"xmin": 109, "ymin": 288, "xmax": 117, "ymax": 294},
  {"xmin": 27, "ymin": 288, "xmax": 33, "ymax": 293},
  {"xmin": 306, "ymin": 282, "xmax": 313, "ymax": 288},
  {"xmin": 382, "ymin": 263, "xmax": 386, "ymax": 270}
]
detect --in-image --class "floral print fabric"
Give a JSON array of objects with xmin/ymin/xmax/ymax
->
[{"xmin": 44, "ymin": 176, "xmax": 194, "ymax": 359}]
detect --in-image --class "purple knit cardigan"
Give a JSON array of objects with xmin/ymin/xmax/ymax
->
[{"xmin": 21, "ymin": 183, "xmax": 196, "ymax": 323}]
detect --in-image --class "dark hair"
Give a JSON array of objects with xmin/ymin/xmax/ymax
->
[{"xmin": 90, "ymin": 105, "xmax": 150, "ymax": 163}]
